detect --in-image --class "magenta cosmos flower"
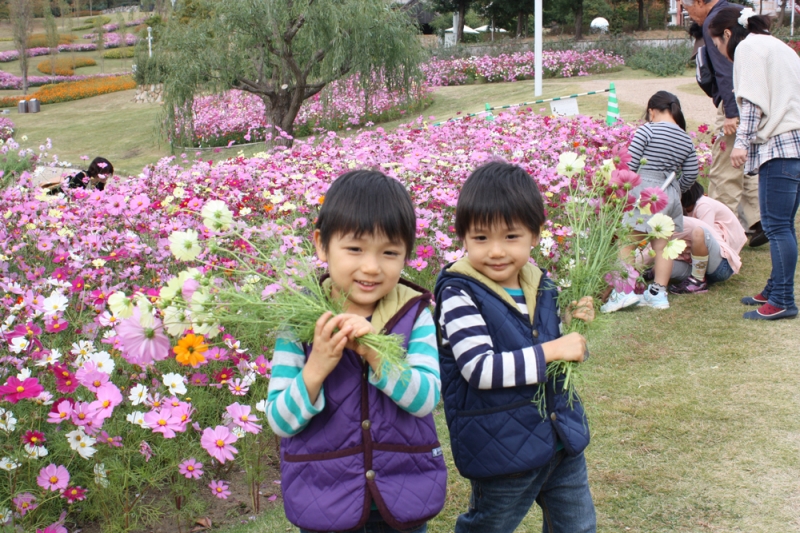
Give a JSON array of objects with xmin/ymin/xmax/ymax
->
[
  {"xmin": 638, "ymin": 187, "xmax": 669, "ymax": 214},
  {"xmin": 62, "ymin": 486, "xmax": 87, "ymax": 503},
  {"xmin": 0, "ymin": 376, "xmax": 44, "ymax": 404},
  {"xmin": 209, "ymin": 480, "xmax": 231, "ymax": 499},
  {"xmin": 200, "ymin": 425, "xmax": 238, "ymax": 463},
  {"xmin": 226, "ymin": 403, "xmax": 262, "ymax": 434},
  {"xmin": 115, "ymin": 308, "xmax": 170, "ymax": 367},
  {"xmin": 37, "ymin": 464, "xmax": 70, "ymax": 491},
  {"xmin": 178, "ymin": 458, "xmax": 204, "ymax": 479}
]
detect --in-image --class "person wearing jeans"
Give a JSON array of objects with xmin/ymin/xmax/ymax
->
[{"xmin": 709, "ymin": 8, "xmax": 800, "ymax": 320}]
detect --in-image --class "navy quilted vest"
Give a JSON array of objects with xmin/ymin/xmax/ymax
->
[
  {"xmin": 433, "ymin": 268, "xmax": 590, "ymax": 480},
  {"xmin": 280, "ymin": 284, "xmax": 447, "ymax": 532}
]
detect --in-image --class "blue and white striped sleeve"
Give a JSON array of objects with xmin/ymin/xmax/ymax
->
[
  {"xmin": 368, "ymin": 308, "xmax": 440, "ymax": 417},
  {"xmin": 438, "ymin": 286, "xmax": 546, "ymax": 389},
  {"xmin": 265, "ymin": 335, "xmax": 325, "ymax": 438}
]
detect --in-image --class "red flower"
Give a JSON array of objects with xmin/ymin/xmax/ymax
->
[
  {"xmin": 62, "ymin": 486, "xmax": 87, "ymax": 503},
  {"xmin": 0, "ymin": 377, "xmax": 44, "ymax": 404},
  {"xmin": 23, "ymin": 430, "xmax": 46, "ymax": 446},
  {"xmin": 214, "ymin": 368, "xmax": 235, "ymax": 384}
]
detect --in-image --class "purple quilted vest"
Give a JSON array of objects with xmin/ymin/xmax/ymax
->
[{"xmin": 280, "ymin": 290, "xmax": 447, "ymax": 532}]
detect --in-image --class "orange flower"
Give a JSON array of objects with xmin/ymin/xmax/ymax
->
[{"xmin": 174, "ymin": 334, "xmax": 208, "ymax": 366}]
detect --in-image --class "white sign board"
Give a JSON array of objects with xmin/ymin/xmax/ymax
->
[{"xmin": 550, "ymin": 98, "xmax": 579, "ymax": 117}]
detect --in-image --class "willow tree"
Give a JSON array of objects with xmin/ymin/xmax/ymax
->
[{"xmin": 158, "ymin": 0, "xmax": 424, "ymax": 147}]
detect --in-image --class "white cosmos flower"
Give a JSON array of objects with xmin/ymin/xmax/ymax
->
[
  {"xmin": 555, "ymin": 152, "xmax": 586, "ymax": 178},
  {"xmin": 23, "ymin": 444, "xmax": 48, "ymax": 459},
  {"xmin": 35, "ymin": 348, "xmax": 62, "ymax": 367},
  {"xmin": 168, "ymin": 229, "xmax": 201, "ymax": 261},
  {"xmin": 66, "ymin": 428, "xmax": 90, "ymax": 449},
  {"xmin": 128, "ymin": 384, "xmax": 148, "ymax": 406},
  {"xmin": 16, "ymin": 368, "xmax": 31, "ymax": 380},
  {"xmin": 107, "ymin": 291, "xmax": 134, "ymax": 318},
  {"xmin": 0, "ymin": 507, "xmax": 12, "ymax": 524},
  {"xmin": 662, "ymin": 239, "xmax": 687, "ymax": 260},
  {"xmin": 42, "ymin": 290, "xmax": 69, "ymax": 317},
  {"xmin": 90, "ymin": 351, "xmax": 115, "ymax": 374},
  {"xmin": 9, "ymin": 337, "xmax": 28, "ymax": 354},
  {"xmin": 0, "ymin": 457, "xmax": 20, "ymax": 470},
  {"xmin": 201, "ymin": 200, "xmax": 234, "ymax": 231},
  {"xmin": 0, "ymin": 408, "xmax": 16, "ymax": 433},
  {"xmin": 163, "ymin": 306, "xmax": 191, "ymax": 336},
  {"xmin": 126, "ymin": 411, "xmax": 148, "ymax": 428},
  {"xmin": 255, "ymin": 399, "xmax": 267, "ymax": 413},
  {"xmin": 162, "ymin": 373, "xmax": 187, "ymax": 396},
  {"xmin": 647, "ymin": 213, "xmax": 676, "ymax": 239},
  {"xmin": 94, "ymin": 463, "xmax": 109, "ymax": 487},
  {"xmin": 192, "ymin": 320, "xmax": 220, "ymax": 339}
]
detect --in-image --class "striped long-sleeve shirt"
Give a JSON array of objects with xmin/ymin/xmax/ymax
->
[
  {"xmin": 266, "ymin": 308, "xmax": 441, "ymax": 438},
  {"xmin": 627, "ymin": 121, "xmax": 699, "ymax": 192},
  {"xmin": 438, "ymin": 286, "xmax": 547, "ymax": 389}
]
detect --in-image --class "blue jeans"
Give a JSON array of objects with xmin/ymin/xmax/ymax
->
[
  {"xmin": 707, "ymin": 258, "xmax": 734, "ymax": 285},
  {"xmin": 455, "ymin": 451, "xmax": 596, "ymax": 533},
  {"xmin": 758, "ymin": 158, "xmax": 800, "ymax": 311},
  {"xmin": 300, "ymin": 512, "xmax": 427, "ymax": 533}
]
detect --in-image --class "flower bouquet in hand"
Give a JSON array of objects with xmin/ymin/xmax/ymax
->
[
  {"xmin": 120, "ymin": 200, "xmax": 409, "ymax": 378},
  {"xmin": 535, "ymin": 151, "xmax": 685, "ymax": 407}
]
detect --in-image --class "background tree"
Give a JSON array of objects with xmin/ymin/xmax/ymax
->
[
  {"xmin": 8, "ymin": 0, "xmax": 34, "ymax": 95},
  {"xmin": 158, "ymin": 0, "xmax": 424, "ymax": 148},
  {"xmin": 44, "ymin": 2, "xmax": 59, "ymax": 82},
  {"xmin": 430, "ymin": 0, "xmax": 472, "ymax": 42},
  {"xmin": 94, "ymin": 15, "xmax": 105, "ymax": 73}
]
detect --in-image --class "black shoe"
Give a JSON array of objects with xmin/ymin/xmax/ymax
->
[{"xmin": 748, "ymin": 230, "xmax": 768, "ymax": 248}]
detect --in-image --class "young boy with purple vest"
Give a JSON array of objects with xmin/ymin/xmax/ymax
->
[
  {"xmin": 434, "ymin": 162, "xmax": 597, "ymax": 533},
  {"xmin": 266, "ymin": 170, "xmax": 447, "ymax": 533}
]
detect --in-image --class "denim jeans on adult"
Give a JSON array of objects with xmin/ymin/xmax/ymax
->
[
  {"xmin": 455, "ymin": 450, "xmax": 596, "ymax": 533},
  {"xmin": 757, "ymin": 158, "xmax": 800, "ymax": 311},
  {"xmin": 299, "ymin": 512, "xmax": 427, "ymax": 533}
]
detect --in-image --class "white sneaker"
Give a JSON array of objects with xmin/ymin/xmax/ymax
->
[
  {"xmin": 601, "ymin": 290, "xmax": 640, "ymax": 313},
  {"xmin": 638, "ymin": 287, "xmax": 670, "ymax": 310}
]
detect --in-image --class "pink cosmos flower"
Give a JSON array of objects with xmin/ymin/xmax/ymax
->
[
  {"xmin": 144, "ymin": 407, "xmax": 185, "ymax": 439},
  {"xmin": 639, "ymin": 187, "xmax": 669, "ymax": 214},
  {"xmin": 115, "ymin": 307, "xmax": 170, "ymax": 367},
  {"xmin": 45, "ymin": 315, "xmax": 69, "ymax": 334},
  {"xmin": 611, "ymin": 144, "xmax": 632, "ymax": 169},
  {"xmin": 407, "ymin": 258, "xmax": 428, "ymax": 271},
  {"xmin": 254, "ymin": 355, "xmax": 271, "ymax": 376},
  {"xmin": 228, "ymin": 378, "xmax": 249, "ymax": 396},
  {"xmin": 434, "ymin": 230, "xmax": 453, "ymax": 249},
  {"xmin": 416, "ymin": 244, "xmax": 435, "ymax": 259},
  {"xmin": 128, "ymin": 193, "xmax": 151, "ymax": 214},
  {"xmin": 98, "ymin": 431, "xmax": 122, "ymax": 447},
  {"xmin": 190, "ymin": 373, "xmax": 208, "ymax": 386},
  {"xmin": 71, "ymin": 401, "xmax": 100, "ymax": 427},
  {"xmin": 62, "ymin": 486, "xmax": 87, "ymax": 503},
  {"xmin": 609, "ymin": 169, "xmax": 641, "ymax": 194},
  {"xmin": 604, "ymin": 264, "xmax": 639, "ymax": 295},
  {"xmin": 79, "ymin": 368, "xmax": 110, "ymax": 392},
  {"xmin": 48, "ymin": 397, "xmax": 74, "ymax": 424},
  {"xmin": 90, "ymin": 383, "xmax": 123, "ymax": 420},
  {"xmin": 0, "ymin": 376, "xmax": 44, "ymax": 403},
  {"xmin": 226, "ymin": 403, "xmax": 262, "ymax": 434},
  {"xmin": 12, "ymin": 493, "xmax": 37, "ymax": 516},
  {"xmin": 37, "ymin": 464, "xmax": 70, "ymax": 491},
  {"xmin": 140, "ymin": 441, "xmax": 154, "ymax": 462},
  {"xmin": 178, "ymin": 458, "xmax": 204, "ymax": 479},
  {"xmin": 209, "ymin": 480, "xmax": 231, "ymax": 499},
  {"xmin": 200, "ymin": 425, "xmax": 239, "ymax": 463},
  {"xmin": 105, "ymin": 195, "xmax": 126, "ymax": 216}
]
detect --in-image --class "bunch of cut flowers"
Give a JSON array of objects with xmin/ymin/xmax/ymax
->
[
  {"xmin": 534, "ymin": 149, "xmax": 686, "ymax": 407},
  {"xmin": 114, "ymin": 200, "xmax": 411, "ymax": 379}
]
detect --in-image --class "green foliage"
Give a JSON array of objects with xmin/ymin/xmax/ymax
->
[
  {"xmin": 72, "ymin": 15, "xmax": 112, "ymax": 31},
  {"xmin": 157, "ymin": 0, "xmax": 425, "ymax": 146},
  {"xmin": 0, "ymin": 151, "xmax": 36, "ymax": 187},
  {"xmin": 133, "ymin": 47, "xmax": 167, "ymax": 85},
  {"xmin": 628, "ymin": 41, "xmax": 693, "ymax": 76},
  {"xmin": 105, "ymin": 47, "xmax": 136, "ymax": 59}
]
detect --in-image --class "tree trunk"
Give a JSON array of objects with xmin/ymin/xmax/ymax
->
[
  {"xmin": 638, "ymin": 0, "xmax": 645, "ymax": 31},
  {"xmin": 778, "ymin": 0, "xmax": 788, "ymax": 26},
  {"xmin": 457, "ymin": 1, "xmax": 466, "ymax": 44},
  {"xmin": 574, "ymin": 0, "xmax": 584, "ymax": 41},
  {"xmin": 20, "ymin": 57, "xmax": 28, "ymax": 95},
  {"xmin": 517, "ymin": 9, "xmax": 524, "ymax": 38},
  {"xmin": 262, "ymin": 91, "xmax": 301, "ymax": 148}
]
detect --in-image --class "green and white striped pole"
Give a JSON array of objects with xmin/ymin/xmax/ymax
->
[{"xmin": 606, "ymin": 82, "xmax": 620, "ymax": 126}]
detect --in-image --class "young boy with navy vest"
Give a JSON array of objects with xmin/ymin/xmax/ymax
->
[
  {"xmin": 266, "ymin": 171, "xmax": 447, "ymax": 533},
  {"xmin": 434, "ymin": 162, "xmax": 596, "ymax": 533}
]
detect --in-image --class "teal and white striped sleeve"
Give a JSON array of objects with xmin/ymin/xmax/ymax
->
[
  {"xmin": 265, "ymin": 335, "xmax": 325, "ymax": 438},
  {"xmin": 368, "ymin": 308, "xmax": 441, "ymax": 418}
]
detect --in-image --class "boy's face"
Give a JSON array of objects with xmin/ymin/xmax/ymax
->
[
  {"xmin": 313, "ymin": 230, "xmax": 406, "ymax": 317},
  {"xmin": 463, "ymin": 222, "xmax": 539, "ymax": 289}
]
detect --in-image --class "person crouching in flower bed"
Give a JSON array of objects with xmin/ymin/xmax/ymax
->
[
  {"xmin": 265, "ymin": 170, "xmax": 447, "ymax": 533},
  {"xmin": 434, "ymin": 162, "xmax": 596, "ymax": 533},
  {"xmin": 44, "ymin": 157, "xmax": 114, "ymax": 195}
]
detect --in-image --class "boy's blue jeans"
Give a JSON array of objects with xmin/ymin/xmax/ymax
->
[
  {"xmin": 758, "ymin": 158, "xmax": 800, "ymax": 311},
  {"xmin": 456, "ymin": 450, "xmax": 596, "ymax": 533}
]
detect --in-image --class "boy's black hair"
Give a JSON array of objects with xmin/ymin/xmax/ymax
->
[
  {"xmin": 455, "ymin": 162, "xmax": 545, "ymax": 239},
  {"xmin": 681, "ymin": 181, "xmax": 705, "ymax": 210},
  {"xmin": 316, "ymin": 170, "xmax": 416, "ymax": 259},
  {"xmin": 87, "ymin": 157, "xmax": 114, "ymax": 178}
]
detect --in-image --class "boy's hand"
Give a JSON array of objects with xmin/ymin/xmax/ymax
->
[
  {"xmin": 562, "ymin": 296, "xmax": 595, "ymax": 326},
  {"xmin": 303, "ymin": 312, "xmax": 352, "ymax": 403},
  {"xmin": 338, "ymin": 314, "xmax": 381, "ymax": 370},
  {"xmin": 542, "ymin": 332, "xmax": 588, "ymax": 364}
]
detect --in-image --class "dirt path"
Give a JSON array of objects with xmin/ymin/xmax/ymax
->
[{"xmin": 579, "ymin": 76, "xmax": 718, "ymax": 127}]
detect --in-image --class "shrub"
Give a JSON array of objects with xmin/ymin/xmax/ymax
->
[
  {"xmin": 0, "ymin": 76, "xmax": 136, "ymax": 108},
  {"xmin": 627, "ymin": 41, "xmax": 693, "ymax": 76},
  {"xmin": 0, "ymin": 117, "xmax": 13, "ymax": 141},
  {"xmin": 103, "ymin": 47, "xmax": 136, "ymax": 59},
  {"xmin": 37, "ymin": 56, "xmax": 97, "ymax": 76},
  {"xmin": 72, "ymin": 15, "xmax": 111, "ymax": 31},
  {"xmin": 132, "ymin": 49, "xmax": 166, "ymax": 85},
  {"xmin": 26, "ymin": 33, "xmax": 77, "ymax": 48}
]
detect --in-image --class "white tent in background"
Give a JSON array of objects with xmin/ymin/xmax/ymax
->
[
  {"xmin": 474, "ymin": 25, "xmax": 508, "ymax": 33},
  {"xmin": 444, "ymin": 25, "xmax": 480, "ymax": 34}
]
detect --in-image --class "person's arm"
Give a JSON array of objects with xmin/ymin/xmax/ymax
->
[
  {"xmin": 368, "ymin": 308, "xmax": 441, "ymax": 418},
  {"xmin": 732, "ymin": 98, "xmax": 760, "ymax": 169},
  {"xmin": 626, "ymin": 125, "xmax": 650, "ymax": 173},
  {"xmin": 438, "ymin": 287, "xmax": 585, "ymax": 390},
  {"xmin": 703, "ymin": 21, "xmax": 739, "ymax": 121},
  {"xmin": 678, "ymin": 143, "xmax": 700, "ymax": 193},
  {"xmin": 265, "ymin": 335, "xmax": 326, "ymax": 438}
]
